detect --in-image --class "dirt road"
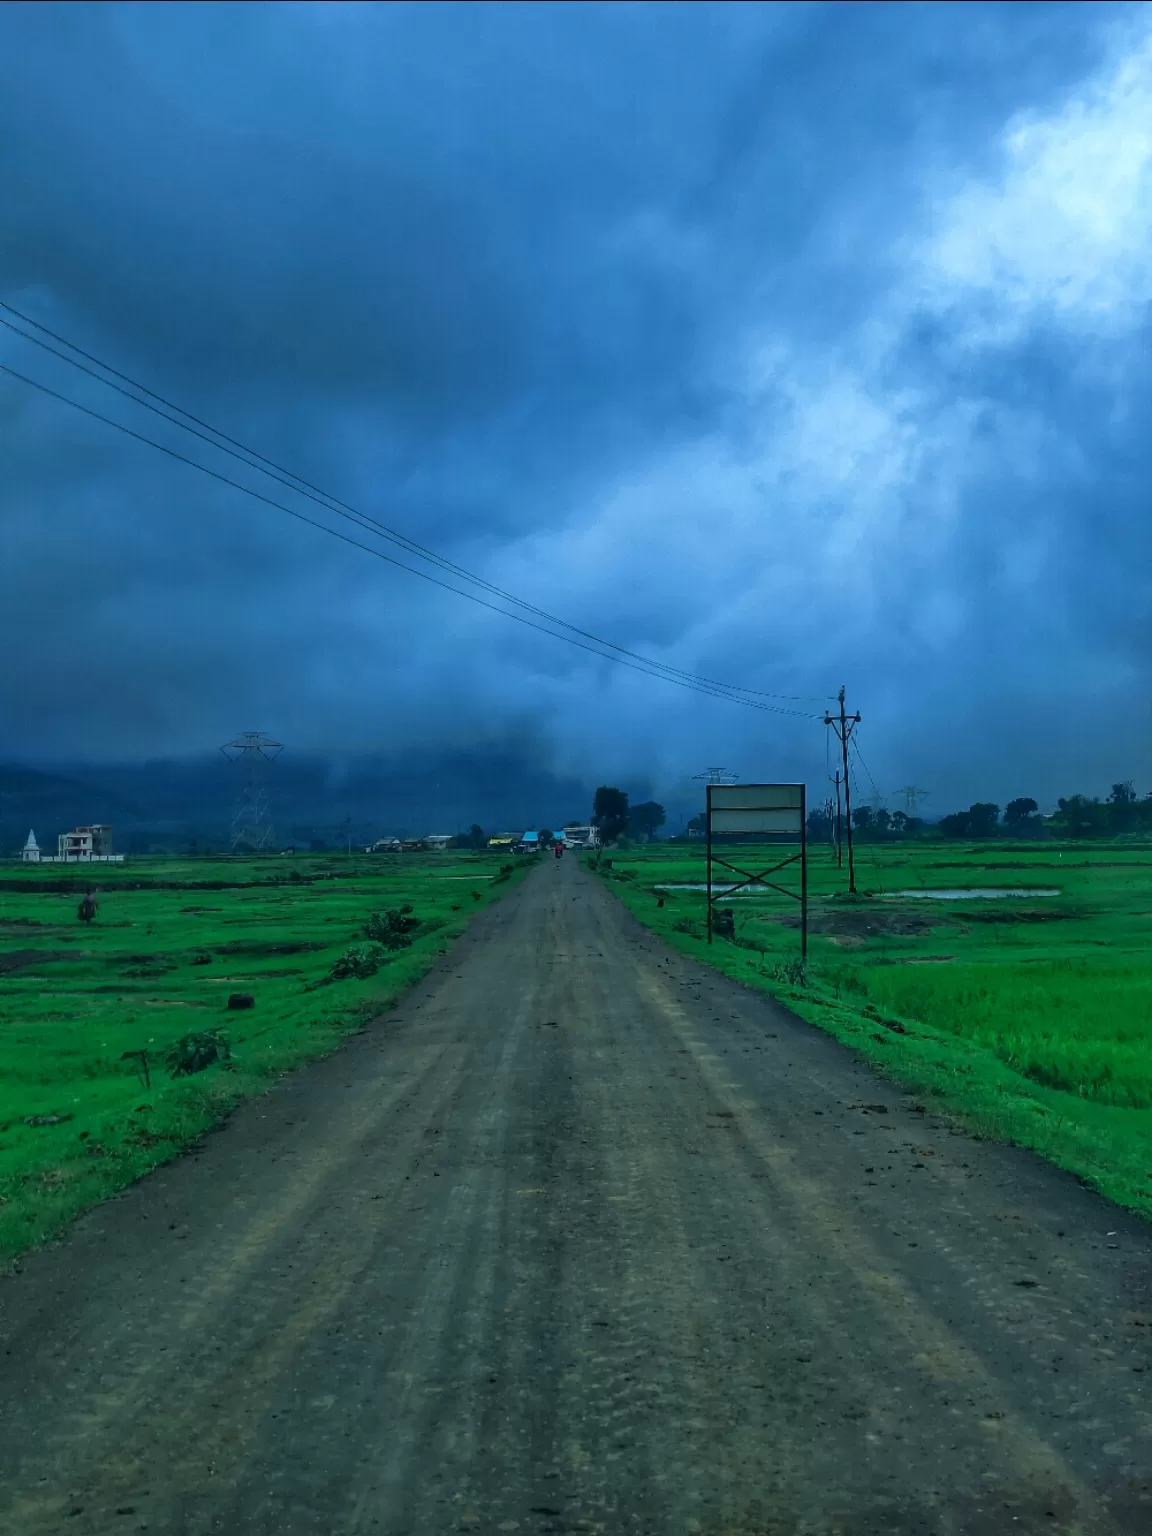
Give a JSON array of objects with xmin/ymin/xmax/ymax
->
[{"xmin": 1, "ymin": 858, "xmax": 1149, "ymax": 1535}]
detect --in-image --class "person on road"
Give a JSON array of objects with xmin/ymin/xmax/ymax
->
[{"xmin": 554, "ymin": 840, "xmax": 564, "ymax": 859}]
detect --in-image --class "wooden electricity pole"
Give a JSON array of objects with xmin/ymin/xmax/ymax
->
[{"xmin": 824, "ymin": 687, "xmax": 861, "ymax": 893}]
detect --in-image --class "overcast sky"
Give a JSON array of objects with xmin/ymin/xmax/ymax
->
[{"xmin": 2, "ymin": 0, "xmax": 1150, "ymax": 812}]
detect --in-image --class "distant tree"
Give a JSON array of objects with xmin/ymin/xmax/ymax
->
[
  {"xmin": 686, "ymin": 813, "xmax": 706, "ymax": 834},
  {"xmin": 889, "ymin": 810, "xmax": 908, "ymax": 835},
  {"xmin": 874, "ymin": 808, "xmax": 891, "ymax": 836},
  {"xmin": 1004, "ymin": 797, "xmax": 1039, "ymax": 827},
  {"xmin": 967, "ymin": 802, "xmax": 1001, "ymax": 837},
  {"xmin": 468, "ymin": 823, "xmax": 487, "ymax": 850},
  {"xmin": 628, "ymin": 801, "xmax": 666, "ymax": 842},
  {"xmin": 539, "ymin": 827, "xmax": 554, "ymax": 846},
  {"xmin": 1106, "ymin": 782, "xmax": 1138, "ymax": 834},
  {"xmin": 852, "ymin": 805, "xmax": 874, "ymax": 834},
  {"xmin": 806, "ymin": 808, "xmax": 833, "ymax": 841},
  {"xmin": 592, "ymin": 786, "xmax": 630, "ymax": 846},
  {"xmin": 1053, "ymin": 794, "xmax": 1107, "ymax": 838},
  {"xmin": 939, "ymin": 803, "xmax": 1001, "ymax": 839}
]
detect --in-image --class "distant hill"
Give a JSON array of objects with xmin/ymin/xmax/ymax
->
[{"xmin": 0, "ymin": 747, "xmax": 635, "ymax": 855}]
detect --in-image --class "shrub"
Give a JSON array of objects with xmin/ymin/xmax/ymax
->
[
  {"xmin": 363, "ymin": 905, "xmax": 420, "ymax": 950},
  {"xmin": 166, "ymin": 1028, "xmax": 232, "ymax": 1078},
  {"xmin": 331, "ymin": 943, "xmax": 389, "ymax": 980},
  {"xmin": 768, "ymin": 957, "xmax": 809, "ymax": 988}
]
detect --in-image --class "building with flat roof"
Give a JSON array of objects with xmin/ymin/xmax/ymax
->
[
  {"xmin": 14, "ymin": 825, "xmax": 125, "ymax": 863},
  {"xmin": 58, "ymin": 825, "xmax": 121, "ymax": 861}
]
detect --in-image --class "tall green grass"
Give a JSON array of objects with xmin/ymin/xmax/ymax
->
[{"xmin": 594, "ymin": 839, "xmax": 1152, "ymax": 1216}]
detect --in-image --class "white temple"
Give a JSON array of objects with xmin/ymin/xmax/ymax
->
[{"xmin": 22, "ymin": 829, "xmax": 41, "ymax": 863}]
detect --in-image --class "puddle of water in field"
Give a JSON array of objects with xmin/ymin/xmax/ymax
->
[
  {"xmin": 884, "ymin": 888, "xmax": 1061, "ymax": 900},
  {"xmin": 653, "ymin": 883, "xmax": 1062, "ymax": 900},
  {"xmin": 654, "ymin": 883, "xmax": 772, "ymax": 895}
]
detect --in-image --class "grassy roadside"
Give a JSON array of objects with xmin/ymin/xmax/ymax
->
[
  {"xmin": 0, "ymin": 850, "xmax": 527, "ymax": 1267},
  {"xmin": 590, "ymin": 840, "xmax": 1152, "ymax": 1219}
]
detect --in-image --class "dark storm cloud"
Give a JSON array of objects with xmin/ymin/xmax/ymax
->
[{"xmin": 1, "ymin": 0, "xmax": 1149, "ymax": 813}]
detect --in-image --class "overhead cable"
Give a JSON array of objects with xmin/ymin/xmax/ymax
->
[
  {"xmin": 0, "ymin": 358, "xmax": 823, "ymax": 720},
  {"xmin": 0, "ymin": 300, "xmax": 833, "ymax": 707}
]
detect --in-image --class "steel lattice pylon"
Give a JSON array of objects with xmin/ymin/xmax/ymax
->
[
  {"xmin": 220, "ymin": 732, "xmax": 284, "ymax": 852},
  {"xmin": 692, "ymin": 767, "xmax": 739, "ymax": 786}
]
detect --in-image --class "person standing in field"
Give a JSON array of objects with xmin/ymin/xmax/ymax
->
[{"xmin": 77, "ymin": 888, "xmax": 97, "ymax": 924}]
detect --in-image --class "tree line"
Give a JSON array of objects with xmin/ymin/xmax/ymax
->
[{"xmin": 806, "ymin": 782, "xmax": 1152, "ymax": 841}]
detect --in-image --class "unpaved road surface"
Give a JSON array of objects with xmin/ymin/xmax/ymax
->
[{"xmin": 1, "ymin": 859, "xmax": 1150, "ymax": 1535}]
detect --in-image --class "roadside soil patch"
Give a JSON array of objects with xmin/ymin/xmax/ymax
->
[{"xmin": 777, "ymin": 907, "xmax": 946, "ymax": 938}]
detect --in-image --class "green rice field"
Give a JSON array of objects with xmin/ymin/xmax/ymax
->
[
  {"xmin": 0, "ymin": 850, "xmax": 523, "ymax": 1266},
  {"xmin": 593, "ymin": 837, "xmax": 1152, "ymax": 1218}
]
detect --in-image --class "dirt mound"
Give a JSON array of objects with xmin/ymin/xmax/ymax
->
[
  {"xmin": 963, "ymin": 907, "xmax": 1083, "ymax": 925},
  {"xmin": 0, "ymin": 949, "xmax": 80, "ymax": 975},
  {"xmin": 214, "ymin": 940, "xmax": 328, "ymax": 956},
  {"xmin": 778, "ymin": 906, "xmax": 945, "ymax": 938}
]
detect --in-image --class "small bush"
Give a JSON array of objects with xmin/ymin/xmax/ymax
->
[
  {"xmin": 493, "ymin": 863, "xmax": 516, "ymax": 883},
  {"xmin": 331, "ymin": 943, "xmax": 388, "ymax": 980},
  {"xmin": 673, "ymin": 917, "xmax": 702, "ymax": 936},
  {"xmin": 166, "ymin": 1028, "xmax": 232, "ymax": 1078},
  {"xmin": 363, "ymin": 905, "xmax": 420, "ymax": 950},
  {"xmin": 768, "ymin": 957, "xmax": 809, "ymax": 988}
]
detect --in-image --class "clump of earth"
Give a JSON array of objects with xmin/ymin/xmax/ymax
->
[{"xmin": 773, "ymin": 907, "xmax": 948, "ymax": 938}]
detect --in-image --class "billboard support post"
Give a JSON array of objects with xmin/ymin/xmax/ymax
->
[
  {"xmin": 705, "ymin": 783, "xmax": 808, "ymax": 963},
  {"xmin": 801, "ymin": 783, "xmax": 808, "ymax": 961},
  {"xmin": 706, "ymin": 793, "xmax": 714, "ymax": 944}
]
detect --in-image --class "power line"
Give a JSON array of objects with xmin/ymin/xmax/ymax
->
[
  {"xmin": 850, "ymin": 736, "xmax": 884, "ymax": 805},
  {"xmin": 0, "ymin": 357, "xmax": 823, "ymax": 720},
  {"xmin": 0, "ymin": 300, "xmax": 833, "ymax": 708}
]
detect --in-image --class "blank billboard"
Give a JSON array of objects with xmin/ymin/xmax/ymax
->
[
  {"xmin": 710, "ymin": 807, "xmax": 803, "ymax": 833},
  {"xmin": 708, "ymin": 783, "xmax": 804, "ymax": 836}
]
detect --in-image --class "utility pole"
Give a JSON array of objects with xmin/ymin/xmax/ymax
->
[
  {"xmin": 832, "ymin": 769, "xmax": 843, "ymax": 867},
  {"xmin": 824, "ymin": 688, "xmax": 861, "ymax": 893}
]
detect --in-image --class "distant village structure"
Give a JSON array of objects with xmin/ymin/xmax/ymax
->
[{"xmin": 19, "ymin": 825, "xmax": 125, "ymax": 864}]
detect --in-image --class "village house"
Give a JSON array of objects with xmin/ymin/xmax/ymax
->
[{"xmin": 18, "ymin": 825, "xmax": 125, "ymax": 864}]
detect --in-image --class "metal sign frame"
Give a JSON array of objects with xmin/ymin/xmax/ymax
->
[{"xmin": 706, "ymin": 783, "xmax": 808, "ymax": 959}]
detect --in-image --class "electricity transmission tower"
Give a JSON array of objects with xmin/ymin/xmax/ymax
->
[
  {"xmin": 894, "ymin": 785, "xmax": 930, "ymax": 815},
  {"xmin": 693, "ymin": 767, "xmax": 739, "ymax": 786},
  {"xmin": 220, "ymin": 732, "xmax": 284, "ymax": 852}
]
